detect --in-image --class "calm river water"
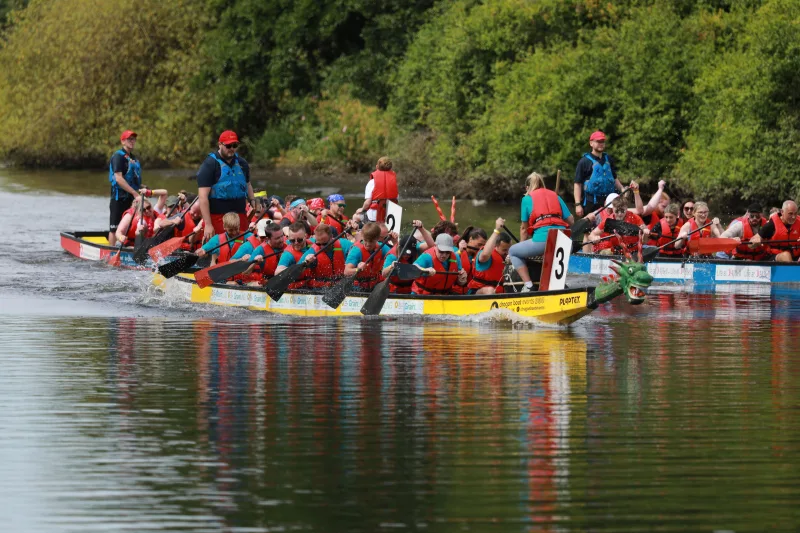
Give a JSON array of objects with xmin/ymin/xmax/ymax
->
[{"xmin": 2, "ymin": 169, "xmax": 800, "ymax": 532}]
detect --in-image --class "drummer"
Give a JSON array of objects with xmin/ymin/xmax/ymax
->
[{"xmin": 508, "ymin": 172, "xmax": 573, "ymax": 292}]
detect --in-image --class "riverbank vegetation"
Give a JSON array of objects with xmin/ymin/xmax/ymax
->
[{"xmin": 0, "ymin": 0, "xmax": 798, "ymax": 204}]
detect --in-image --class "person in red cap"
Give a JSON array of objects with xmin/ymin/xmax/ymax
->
[
  {"xmin": 108, "ymin": 130, "xmax": 143, "ymax": 246},
  {"xmin": 196, "ymin": 130, "xmax": 256, "ymax": 241},
  {"xmin": 573, "ymin": 130, "xmax": 623, "ymax": 218}
]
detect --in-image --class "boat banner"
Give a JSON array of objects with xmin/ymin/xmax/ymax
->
[
  {"xmin": 714, "ymin": 264, "xmax": 771, "ymax": 283},
  {"xmin": 646, "ymin": 262, "xmax": 694, "ymax": 281}
]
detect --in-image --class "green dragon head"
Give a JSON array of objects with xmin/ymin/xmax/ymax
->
[{"xmin": 593, "ymin": 260, "xmax": 654, "ymax": 305}]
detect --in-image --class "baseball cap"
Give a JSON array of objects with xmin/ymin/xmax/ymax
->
[
  {"xmin": 256, "ymin": 219, "xmax": 270, "ymax": 237},
  {"xmin": 166, "ymin": 195, "xmax": 179, "ymax": 208},
  {"xmin": 327, "ymin": 194, "xmax": 345, "ymax": 205},
  {"xmin": 289, "ymin": 198, "xmax": 306, "ymax": 209},
  {"xmin": 589, "ymin": 130, "xmax": 606, "ymax": 142},
  {"xmin": 399, "ymin": 234, "xmax": 417, "ymax": 255},
  {"xmin": 218, "ymin": 130, "xmax": 239, "ymax": 144},
  {"xmin": 120, "ymin": 130, "xmax": 137, "ymax": 141},
  {"xmin": 435, "ymin": 233, "xmax": 455, "ymax": 253},
  {"xmin": 605, "ymin": 192, "xmax": 620, "ymax": 205},
  {"xmin": 747, "ymin": 203, "xmax": 762, "ymax": 214}
]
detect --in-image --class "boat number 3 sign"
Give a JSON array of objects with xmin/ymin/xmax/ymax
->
[
  {"xmin": 539, "ymin": 229, "xmax": 572, "ymax": 291},
  {"xmin": 385, "ymin": 200, "xmax": 403, "ymax": 234}
]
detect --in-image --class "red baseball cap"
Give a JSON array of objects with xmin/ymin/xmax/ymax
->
[
  {"xmin": 219, "ymin": 130, "xmax": 239, "ymax": 144},
  {"xmin": 589, "ymin": 130, "xmax": 606, "ymax": 142},
  {"xmin": 120, "ymin": 130, "xmax": 137, "ymax": 141}
]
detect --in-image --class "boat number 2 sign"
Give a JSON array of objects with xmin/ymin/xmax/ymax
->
[
  {"xmin": 385, "ymin": 200, "xmax": 403, "ymax": 233},
  {"xmin": 539, "ymin": 229, "xmax": 572, "ymax": 291}
]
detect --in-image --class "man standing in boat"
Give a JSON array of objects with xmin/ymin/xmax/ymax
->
[
  {"xmin": 361, "ymin": 156, "xmax": 398, "ymax": 223},
  {"xmin": 197, "ymin": 130, "xmax": 257, "ymax": 242},
  {"xmin": 573, "ymin": 130, "xmax": 623, "ymax": 218},
  {"xmin": 108, "ymin": 130, "xmax": 142, "ymax": 246}
]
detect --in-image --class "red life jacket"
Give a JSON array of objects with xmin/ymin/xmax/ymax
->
[
  {"xmin": 231, "ymin": 235, "xmax": 265, "ymax": 283},
  {"xmin": 307, "ymin": 240, "xmax": 346, "ymax": 288},
  {"xmin": 687, "ymin": 218, "xmax": 712, "ymax": 240},
  {"xmin": 594, "ymin": 211, "xmax": 644, "ymax": 254},
  {"xmin": 733, "ymin": 215, "xmax": 769, "ymax": 260},
  {"xmin": 177, "ymin": 211, "xmax": 197, "ymax": 239},
  {"xmin": 283, "ymin": 246, "xmax": 311, "ymax": 289},
  {"xmin": 123, "ymin": 207, "xmax": 161, "ymax": 242},
  {"xmin": 239, "ymin": 242, "xmax": 282, "ymax": 284},
  {"xmin": 451, "ymin": 249, "xmax": 475, "ymax": 295},
  {"xmin": 412, "ymin": 249, "xmax": 459, "ymax": 295},
  {"xmin": 388, "ymin": 244, "xmax": 415, "ymax": 294},
  {"xmin": 368, "ymin": 170, "xmax": 399, "ymax": 222},
  {"xmin": 766, "ymin": 212, "xmax": 800, "ymax": 258},
  {"xmin": 527, "ymin": 188, "xmax": 570, "ymax": 236},
  {"xmin": 467, "ymin": 248, "xmax": 506, "ymax": 293},
  {"xmin": 216, "ymin": 232, "xmax": 244, "ymax": 264},
  {"xmin": 653, "ymin": 218, "xmax": 684, "ymax": 256},
  {"xmin": 646, "ymin": 211, "xmax": 661, "ymax": 230},
  {"xmin": 319, "ymin": 213, "xmax": 349, "ymax": 237},
  {"xmin": 353, "ymin": 242, "xmax": 386, "ymax": 290}
]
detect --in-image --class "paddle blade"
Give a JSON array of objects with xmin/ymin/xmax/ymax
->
[
  {"xmin": 148, "ymin": 236, "xmax": 185, "ymax": 262},
  {"xmin": 394, "ymin": 263, "xmax": 424, "ymax": 281},
  {"xmin": 642, "ymin": 246, "xmax": 660, "ymax": 263},
  {"xmin": 605, "ymin": 218, "xmax": 641, "ymax": 236},
  {"xmin": 264, "ymin": 263, "xmax": 305, "ymax": 301},
  {"xmin": 688, "ymin": 238, "xmax": 738, "ymax": 255},
  {"xmin": 208, "ymin": 261, "xmax": 251, "ymax": 285},
  {"xmin": 107, "ymin": 249, "xmax": 122, "ymax": 268},
  {"xmin": 570, "ymin": 217, "xmax": 591, "ymax": 240},
  {"xmin": 360, "ymin": 278, "xmax": 391, "ymax": 315},
  {"xmin": 194, "ymin": 266, "xmax": 214, "ymax": 289},
  {"xmin": 322, "ymin": 274, "xmax": 356, "ymax": 309},
  {"xmin": 157, "ymin": 254, "xmax": 199, "ymax": 279}
]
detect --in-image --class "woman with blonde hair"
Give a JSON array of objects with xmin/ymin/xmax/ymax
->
[
  {"xmin": 675, "ymin": 201, "xmax": 723, "ymax": 254},
  {"xmin": 509, "ymin": 171, "xmax": 574, "ymax": 292}
]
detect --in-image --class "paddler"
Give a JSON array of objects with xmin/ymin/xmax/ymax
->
[
  {"xmin": 411, "ymin": 234, "xmax": 467, "ymax": 295},
  {"xmin": 509, "ymin": 172, "xmax": 573, "ymax": 292},
  {"xmin": 197, "ymin": 130, "xmax": 257, "ymax": 242},
  {"xmin": 279, "ymin": 198, "xmax": 318, "ymax": 233},
  {"xmin": 318, "ymin": 194, "xmax": 352, "ymax": 237},
  {"xmin": 114, "ymin": 194, "xmax": 165, "ymax": 246},
  {"xmin": 645, "ymin": 204, "xmax": 684, "ymax": 257},
  {"xmin": 361, "ymin": 156, "xmax": 398, "ymax": 223},
  {"xmin": 750, "ymin": 200, "xmax": 800, "ymax": 262},
  {"xmin": 636, "ymin": 180, "xmax": 668, "ymax": 229},
  {"xmin": 467, "ymin": 218, "xmax": 512, "ymax": 295},
  {"xmin": 154, "ymin": 195, "xmax": 204, "ymax": 250},
  {"xmin": 454, "ymin": 227, "xmax": 487, "ymax": 294},
  {"xmin": 195, "ymin": 212, "xmax": 243, "ymax": 266},
  {"xmin": 720, "ymin": 203, "xmax": 768, "ymax": 260},
  {"xmin": 300, "ymin": 224, "xmax": 353, "ymax": 288},
  {"xmin": 573, "ymin": 130, "xmax": 623, "ymax": 219},
  {"xmin": 381, "ymin": 220, "xmax": 434, "ymax": 294},
  {"xmin": 344, "ymin": 222, "xmax": 392, "ymax": 291},
  {"xmin": 108, "ymin": 130, "xmax": 142, "ymax": 246},
  {"xmin": 274, "ymin": 222, "xmax": 312, "ymax": 289},
  {"xmin": 674, "ymin": 202, "xmax": 723, "ymax": 254},
  {"xmin": 236, "ymin": 221, "xmax": 285, "ymax": 284},
  {"xmin": 588, "ymin": 197, "xmax": 648, "ymax": 255}
]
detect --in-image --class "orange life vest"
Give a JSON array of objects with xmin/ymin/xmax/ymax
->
[
  {"xmin": 368, "ymin": 170, "xmax": 399, "ymax": 222},
  {"xmin": 451, "ymin": 249, "xmax": 475, "ymax": 295},
  {"xmin": 283, "ymin": 246, "xmax": 311, "ymax": 289},
  {"xmin": 412, "ymin": 249, "xmax": 459, "ymax": 295},
  {"xmin": 646, "ymin": 211, "xmax": 661, "ymax": 230},
  {"xmin": 353, "ymin": 242, "xmax": 386, "ymax": 290},
  {"xmin": 594, "ymin": 211, "xmax": 644, "ymax": 254},
  {"xmin": 733, "ymin": 215, "xmax": 769, "ymax": 260},
  {"xmin": 318, "ymin": 213, "xmax": 349, "ymax": 237},
  {"xmin": 123, "ymin": 207, "xmax": 162, "ymax": 242},
  {"xmin": 307, "ymin": 240, "xmax": 346, "ymax": 288},
  {"xmin": 527, "ymin": 188, "xmax": 570, "ymax": 237},
  {"xmin": 466, "ymin": 248, "xmax": 506, "ymax": 293},
  {"xmin": 653, "ymin": 218, "xmax": 684, "ymax": 256},
  {"xmin": 216, "ymin": 232, "xmax": 244, "ymax": 264},
  {"xmin": 766, "ymin": 212, "xmax": 800, "ymax": 258}
]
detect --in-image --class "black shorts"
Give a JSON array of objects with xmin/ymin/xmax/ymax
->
[{"xmin": 109, "ymin": 197, "xmax": 133, "ymax": 232}]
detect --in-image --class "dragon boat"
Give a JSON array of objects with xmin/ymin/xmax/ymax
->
[
  {"xmin": 569, "ymin": 251, "xmax": 800, "ymax": 285},
  {"xmin": 60, "ymin": 231, "xmax": 192, "ymax": 269},
  {"xmin": 154, "ymin": 259, "xmax": 653, "ymax": 325}
]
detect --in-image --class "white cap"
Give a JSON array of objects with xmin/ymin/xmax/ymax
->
[
  {"xmin": 256, "ymin": 218, "xmax": 269, "ymax": 237},
  {"xmin": 434, "ymin": 233, "xmax": 455, "ymax": 253},
  {"xmin": 605, "ymin": 192, "xmax": 620, "ymax": 205}
]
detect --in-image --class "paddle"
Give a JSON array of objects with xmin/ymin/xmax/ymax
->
[
  {"xmin": 641, "ymin": 222, "xmax": 712, "ymax": 262},
  {"xmin": 135, "ymin": 197, "xmax": 201, "ymax": 264},
  {"xmin": 360, "ymin": 233, "xmax": 416, "ymax": 316},
  {"xmin": 194, "ymin": 250, "xmax": 281, "ymax": 289},
  {"xmin": 576, "ymin": 233, "xmax": 619, "ymax": 253},
  {"xmin": 264, "ymin": 236, "xmax": 343, "ymax": 301},
  {"xmin": 604, "ymin": 218, "xmax": 643, "ymax": 237},
  {"xmin": 554, "ymin": 169, "xmax": 561, "ymax": 195},
  {"xmin": 157, "ymin": 211, "xmax": 269, "ymax": 279},
  {"xmin": 502, "ymin": 225, "xmax": 520, "ymax": 243},
  {"xmin": 686, "ymin": 238, "xmax": 800, "ymax": 255},
  {"xmin": 322, "ymin": 236, "xmax": 392, "ymax": 309},
  {"xmin": 571, "ymin": 186, "xmax": 631, "ymax": 237},
  {"xmin": 107, "ymin": 243, "xmax": 123, "ymax": 267}
]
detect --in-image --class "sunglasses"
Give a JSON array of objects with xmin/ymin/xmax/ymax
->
[
  {"xmin": 683, "ymin": 205, "xmax": 694, "ymax": 211},
  {"xmin": 336, "ymin": 203, "xmax": 346, "ymax": 208},
  {"xmin": 287, "ymin": 238, "xmax": 305, "ymax": 244},
  {"xmin": 223, "ymin": 142, "xmax": 240, "ymax": 149}
]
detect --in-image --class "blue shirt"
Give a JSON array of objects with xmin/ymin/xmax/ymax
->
[
  {"xmin": 299, "ymin": 238, "xmax": 352, "ymax": 263},
  {"xmin": 201, "ymin": 232, "xmax": 251, "ymax": 255},
  {"xmin": 413, "ymin": 250, "xmax": 462, "ymax": 270},
  {"xmin": 232, "ymin": 238, "xmax": 260, "ymax": 260},
  {"xmin": 520, "ymin": 194, "xmax": 571, "ymax": 242},
  {"xmin": 346, "ymin": 243, "xmax": 393, "ymax": 266},
  {"xmin": 278, "ymin": 247, "xmax": 310, "ymax": 268}
]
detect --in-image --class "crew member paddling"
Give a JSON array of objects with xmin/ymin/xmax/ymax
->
[
  {"xmin": 196, "ymin": 212, "xmax": 243, "ymax": 265},
  {"xmin": 362, "ymin": 156, "xmax": 398, "ymax": 223},
  {"xmin": 467, "ymin": 218, "xmax": 512, "ymax": 295},
  {"xmin": 573, "ymin": 130, "xmax": 623, "ymax": 218},
  {"xmin": 300, "ymin": 224, "xmax": 353, "ymax": 288},
  {"xmin": 411, "ymin": 234, "xmax": 467, "ymax": 295},
  {"xmin": 318, "ymin": 194, "xmax": 352, "ymax": 237},
  {"xmin": 721, "ymin": 204, "xmax": 768, "ymax": 260},
  {"xmin": 646, "ymin": 204, "xmax": 684, "ymax": 256},
  {"xmin": 236, "ymin": 221, "xmax": 285, "ymax": 284},
  {"xmin": 275, "ymin": 222, "xmax": 312, "ymax": 289},
  {"xmin": 454, "ymin": 227, "xmax": 487, "ymax": 294},
  {"xmin": 750, "ymin": 200, "xmax": 800, "ymax": 262},
  {"xmin": 115, "ymin": 195, "xmax": 165, "ymax": 246},
  {"xmin": 197, "ymin": 130, "xmax": 257, "ymax": 242},
  {"xmin": 675, "ymin": 202, "xmax": 722, "ymax": 255},
  {"xmin": 508, "ymin": 172, "xmax": 573, "ymax": 292},
  {"xmin": 154, "ymin": 196, "xmax": 204, "ymax": 251},
  {"xmin": 108, "ymin": 130, "xmax": 142, "ymax": 246},
  {"xmin": 345, "ymin": 222, "xmax": 392, "ymax": 290},
  {"xmin": 589, "ymin": 197, "xmax": 648, "ymax": 256},
  {"xmin": 381, "ymin": 220, "xmax": 434, "ymax": 294}
]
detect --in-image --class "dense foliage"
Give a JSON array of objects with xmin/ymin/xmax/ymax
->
[{"xmin": 0, "ymin": 0, "xmax": 798, "ymax": 203}]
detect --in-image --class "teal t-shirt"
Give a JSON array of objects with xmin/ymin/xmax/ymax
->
[
  {"xmin": 413, "ymin": 251, "xmax": 462, "ymax": 270},
  {"xmin": 520, "ymin": 194, "xmax": 571, "ymax": 242},
  {"xmin": 299, "ymin": 238, "xmax": 353, "ymax": 263},
  {"xmin": 345, "ymin": 243, "xmax": 392, "ymax": 266}
]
